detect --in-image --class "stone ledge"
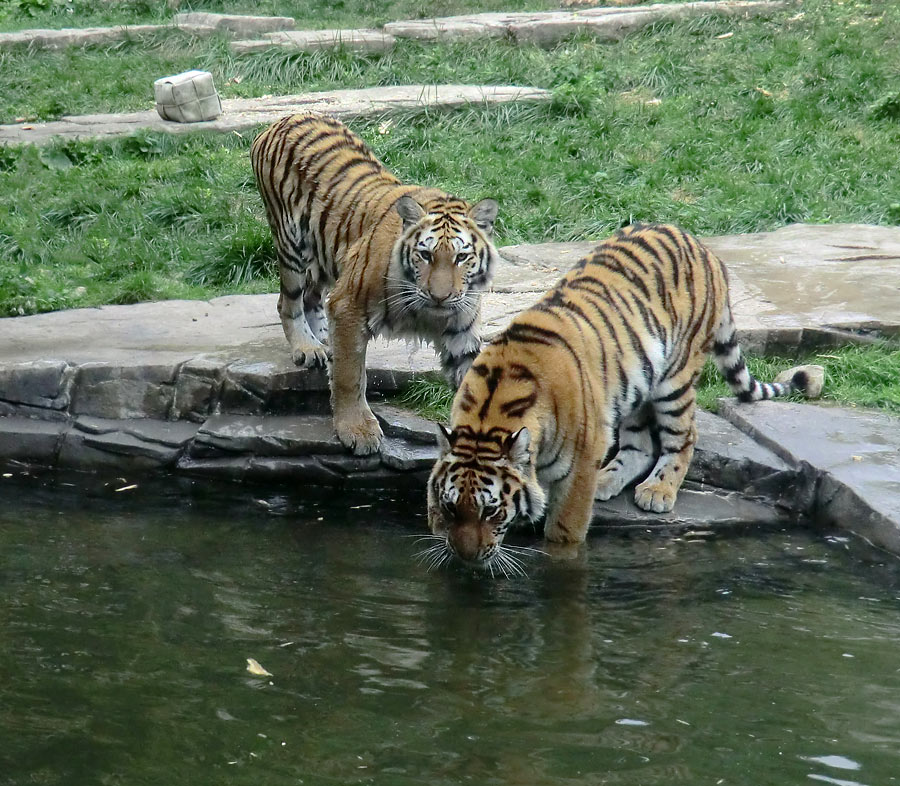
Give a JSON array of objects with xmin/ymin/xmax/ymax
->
[
  {"xmin": 0, "ymin": 417, "xmax": 70, "ymax": 464},
  {"xmin": 718, "ymin": 400, "xmax": 900, "ymax": 553},
  {"xmin": 173, "ymin": 12, "xmax": 295, "ymax": 35},
  {"xmin": 593, "ymin": 484, "xmax": 797, "ymax": 535},
  {"xmin": 384, "ymin": 0, "xmax": 784, "ymax": 44},
  {"xmin": 0, "ymin": 85, "xmax": 551, "ymax": 147},
  {"xmin": 0, "ymin": 14, "xmax": 296, "ymax": 52},
  {"xmin": 231, "ymin": 29, "xmax": 395, "ymax": 56}
]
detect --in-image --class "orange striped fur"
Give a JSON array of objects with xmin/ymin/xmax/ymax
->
[
  {"xmin": 428, "ymin": 224, "xmax": 816, "ymax": 568},
  {"xmin": 251, "ymin": 113, "xmax": 499, "ymax": 454}
]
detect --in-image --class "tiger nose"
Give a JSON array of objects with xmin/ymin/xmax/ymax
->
[
  {"xmin": 431, "ymin": 291, "xmax": 452, "ymax": 304},
  {"xmin": 449, "ymin": 524, "xmax": 480, "ymax": 561}
]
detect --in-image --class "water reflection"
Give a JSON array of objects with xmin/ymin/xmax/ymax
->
[{"xmin": 1, "ymin": 475, "xmax": 900, "ymax": 785}]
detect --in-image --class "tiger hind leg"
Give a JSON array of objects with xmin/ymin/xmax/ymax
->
[
  {"xmin": 278, "ymin": 270, "xmax": 329, "ymax": 368},
  {"xmin": 595, "ymin": 405, "xmax": 657, "ymax": 502},
  {"xmin": 303, "ymin": 288, "xmax": 330, "ymax": 345},
  {"xmin": 634, "ymin": 377, "xmax": 699, "ymax": 513}
]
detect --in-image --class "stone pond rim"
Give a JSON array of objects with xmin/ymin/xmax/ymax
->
[{"xmin": 0, "ymin": 226, "xmax": 897, "ymax": 554}]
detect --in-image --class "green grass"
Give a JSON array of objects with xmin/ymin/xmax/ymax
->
[
  {"xmin": 394, "ymin": 344, "xmax": 900, "ymax": 423},
  {"xmin": 0, "ymin": 131, "xmax": 273, "ymax": 314}
]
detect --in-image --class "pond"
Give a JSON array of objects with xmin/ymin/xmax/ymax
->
[{"xmin": 2, "ymin": 470, "xmax": 900, "ymax": 786}]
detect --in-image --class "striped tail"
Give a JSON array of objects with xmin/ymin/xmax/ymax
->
[{"xmin": 713, "ymin": 306, "xmax": 812, "ymax": 403}]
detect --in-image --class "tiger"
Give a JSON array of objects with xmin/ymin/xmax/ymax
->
[
  {"xmin": 427, "ymin": 223, "xmax": 822, "ymax": 569},
  {"xmin": 251, "ymin": 112, "xmax": 500, "ymax": 455}
]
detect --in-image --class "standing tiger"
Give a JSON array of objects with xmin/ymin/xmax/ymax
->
[
  {"xmin": 251, "ymin": 113, "xmax": 500, "ymax": 455},
  {"xmin": 428, "ymin": 224, "xmax": 822, "ymax": 568}
]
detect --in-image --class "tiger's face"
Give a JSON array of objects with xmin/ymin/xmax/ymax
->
[
  {"xmin": 426, "ymin": 426, "xmax": 546, "ymax": 571},
  {"xmin": 392, "ymin": 195, "xmax": 499, "ymax": 316}
]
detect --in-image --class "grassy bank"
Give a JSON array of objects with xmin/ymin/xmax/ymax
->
[
  {"xmin": 2, "ymin": 0, "xmax": 899, "ymax": 317},
  {"xmin": 394, "ymin": 344, "xmax": 900, "ymax": 423}
]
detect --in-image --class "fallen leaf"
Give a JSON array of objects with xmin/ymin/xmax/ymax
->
[{"xmin": 246, "ymin": 658, "xmax": 273, "ymax": 677}]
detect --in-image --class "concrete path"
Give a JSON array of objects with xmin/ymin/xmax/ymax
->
[{"xmin": 0, "ymin": 85, "xmax": 550, "ymax": 147}]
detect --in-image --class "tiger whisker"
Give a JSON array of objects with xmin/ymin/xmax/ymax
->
[
  {"xmin": 494, "ymin": 548, "xmax": 528, "ymax": 578},
  {"xmin": 503, "ymin": 544, "xmax": 549, "ymax": 558},
  {"xmin": 426, "ymin": 548, "xmax": 453, "ymax": 573},
  {"xmin": 412, "ymin": 543, "xmax": 445, "ymax": 560}
]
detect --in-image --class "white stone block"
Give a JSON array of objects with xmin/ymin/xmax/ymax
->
[{"xmin": 154, "ymin": 70, "xmax": 222, "ymax": 123}]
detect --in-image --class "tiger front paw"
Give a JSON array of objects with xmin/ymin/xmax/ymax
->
[
  {"xmin": 334, "ymin": 409, "xmax": 383, "ymax": 456},
  {"xmin": 594, "ymin": 466, "xmax": 628, "ymax": 501},
  {"xmin": 291, "ymin": 342, "xmax": 330, "ymax": 369},
  {"xmin": 633, "ymin": 480, "xmax": 677, "ymax": 514}
]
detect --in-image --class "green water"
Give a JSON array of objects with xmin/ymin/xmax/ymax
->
[{"xmin": 2, "ymin": 472, "xmax": 900, "ymax": 786}]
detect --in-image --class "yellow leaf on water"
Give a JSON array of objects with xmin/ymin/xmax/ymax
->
[{"xmin": 246, "ymin": 658, "xmax": 273, "ymax": 677}]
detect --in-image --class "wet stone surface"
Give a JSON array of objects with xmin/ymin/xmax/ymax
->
[{"xmin": 719, "ymin": 401, "xmax": 900, "ymax": 553}]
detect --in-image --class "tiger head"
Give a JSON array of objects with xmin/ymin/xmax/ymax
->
[
  {"xmin": 391, "ymin": 195, "xmax": 499, "ymax": 314},
  {"xmin": 427, "ymin": 425, "xmax": 546, "ymax": 570}
]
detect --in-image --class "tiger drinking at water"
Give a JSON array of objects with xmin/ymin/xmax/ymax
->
[
  {"xmin": 251, "ymin": 113, "xmax": 499, "ymax": 455},
  {"xmin": 427, "ymin": 223, "xmax": 821, "ymax": 570}
]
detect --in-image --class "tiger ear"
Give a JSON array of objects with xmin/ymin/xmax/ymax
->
[
  {"xmin": 504, "ymin": 427, "xmax": 531, "ymax": 469},
  {"xmin": 396, "ymin": 196, "xmax": 425, "ymax": 229},
  {"xmin": 436, "ymin": 423, "xmax": 453, "ymax": 456},
  {"xmin": 469, "ymin": 198, "xmax": 499, "ymax": 235}
]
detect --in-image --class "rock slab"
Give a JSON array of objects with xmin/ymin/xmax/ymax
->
[
  {"xmin": 385, "ymin": 1, "xmax": 784, "ymax": 44},
  {"xmin": 231, "ymin": 29, "xmax": 395, "ymax": 56},
  {"xmin": 0, "ymin": 85, "xmax": 551, "ymax": 147},
  {"xmin": 719, "ymin": 400, "xmax": 900, "ymax": 552}
]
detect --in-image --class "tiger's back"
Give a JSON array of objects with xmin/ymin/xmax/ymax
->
[
  {"xmin": 252, "ymin": 113, "xmax": 403, "ymax": 294},
  {"xmin": 428, "ymin": 224, "xmax": 818, "ymax": 566}
]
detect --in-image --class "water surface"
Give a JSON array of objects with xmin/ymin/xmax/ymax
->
[{"xmin": 2, "ymin": 471, "xmax": 899, "ymax": 786}]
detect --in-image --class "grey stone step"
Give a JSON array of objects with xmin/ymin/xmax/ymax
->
[
  {"xmin": 0, "ymin": 13, "xmax": 296, "ymax": 52},
  {"xmin": 384, "ymin": 0, "xmax": 784, "ymax": 44},
  {"xmin": 718, "ymin": 400, "xmax": 900, "ymax": 554},
  {"xmin": 172, "ymin": 12, "xmax": 295, "ymax": 35},
  {"xmin": 0, "ymin": 85, "xmax": 550, "ymax": 147},
  {"xmin": 593, "ymin": 484, "xmax": 795, "ymax": 535},
  {"xmin": 1, "ymin": 226, "xmax": 897, "ymax": 423},
  {"xmin": 231, "ymin": 29, "xmax": 395, "ymax": 56}
]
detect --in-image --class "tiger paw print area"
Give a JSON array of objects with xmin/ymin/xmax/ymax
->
[{"xmin": 0, "ymin": 223, "xmax": 897, "ymax": 555}]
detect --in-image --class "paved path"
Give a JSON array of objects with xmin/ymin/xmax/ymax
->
[{"xmin": 0, "ymin": 85, "xmax": 550, "ymax": 147}]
